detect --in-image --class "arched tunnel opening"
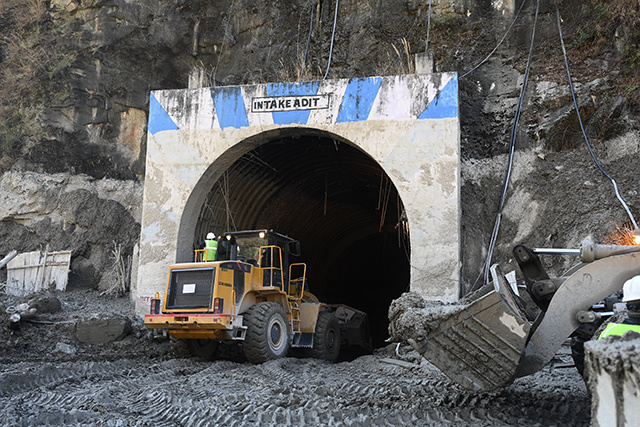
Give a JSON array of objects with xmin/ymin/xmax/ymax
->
[{"xmin": 193, "ymin": 130, "xmax": 410, "ymax": 348}]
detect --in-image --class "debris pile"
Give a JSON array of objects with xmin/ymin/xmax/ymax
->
[
  {"xmin": 0, "ymin": 288, "xmax": 168, "ymax": 362},
  {"xmin": 388, "ymin": 292, "xmax": 468, "ymax": 344}
]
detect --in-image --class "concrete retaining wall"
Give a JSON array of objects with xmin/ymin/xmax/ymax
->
[{"xmin": 586, "ymin": 335, "xmax": 640, "ymax": 427}]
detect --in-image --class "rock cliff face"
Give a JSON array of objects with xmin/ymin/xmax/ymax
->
[{"xmin": 0, "ymin": 0, "xmax": 639, "ymax": 292}]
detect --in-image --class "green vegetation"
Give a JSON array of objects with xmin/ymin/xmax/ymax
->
[
  {"xmin": 594, "ymin": 1, "xmax": 640, "ymax": 77},
  {"xmin": 573, "ymin": 3, "xmax": 608, "ymax": 48}
]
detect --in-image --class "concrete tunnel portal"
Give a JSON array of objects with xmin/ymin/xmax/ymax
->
[
  {"xmin": 136, "ymin": 73, "xmax": 461, "ymax": 351},
  {"xmin": 190, "ymin": 131, "xmax": 410, "ymax": 347}
]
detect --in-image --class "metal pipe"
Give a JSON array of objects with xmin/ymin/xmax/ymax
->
[
  {"xmin": 533, "ymin": 242, "xmax": 640, "ymax": 263},
  {"xmin": 580, "ymin": 241, "xmax": 640, "ymax": 263},
  {"xmin": 532, "ymin": 248, "xmax": 580, "ymax": 256},
  {"xmin": 0, "ymin": 250, "xmax": 17, "ymax": 269}
]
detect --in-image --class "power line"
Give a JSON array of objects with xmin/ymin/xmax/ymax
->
[
  {"xmin": 480, "ymin": 0, "xmax": 542, "ymax": 290},
  {"xmin": 303, "ymin": 0, "xmax": 315, "ymax": 65},
  {"xmin": 424, "ymin": 0, "xmax": 432, "ymax": 54},
  {"xmin": 323, "ymin": 0, "xmax": 339, "ymax": 80},
  {"xmin": 460, "ymin": 0, "xmax": 526, "ymax": 79},
  {"xmin": 554, "ymin": 0, "xmax": 638, "ymax": 229}
]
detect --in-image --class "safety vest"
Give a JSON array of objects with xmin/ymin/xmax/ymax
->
[
  {"xmin": 204, "ymin": 239, "xmax": 217, "ymax": 261},
  {"xmin": 599, "ymin": 322, "xmax": 640, "ymax": 339}
]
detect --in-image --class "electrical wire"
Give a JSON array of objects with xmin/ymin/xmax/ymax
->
[
  {"xmin": 460, "ymin": 0, "xmax": 526, "ymax": 79},
  {"xmin": 425, "ymin": 0, "xmax": 432, "ymax": 54},
  {"xmin": 554, "ymin": 0, "xmax": 638, "ymax": 229},
  {"xmin": 303, "ymin": 0, "xmax": 315, "ymax": 65},
  {"xmin": 323, "ymin": 0, "xmax": 339, "ymax": 80},
  {"xmin": 480, "ymin": 0, "xmax": 541, "ymax": 290}
]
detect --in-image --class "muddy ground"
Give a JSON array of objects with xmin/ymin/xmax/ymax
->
[{"xmin": 0, "ymin": 287, "xmax": 590, "ymax": 426}]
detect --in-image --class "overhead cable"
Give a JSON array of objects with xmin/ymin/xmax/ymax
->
[
  {"xmin": 303, "ymin": 0, "xmax": 315, "ymax": 65},
  {"xmin": 323, "ymin": 0, "xmax": 339, "ymax": 80},
  {"xmin": 460, "ymin": 0, "xmax": 526, "ymax": 79},
  {"xmin": 554, "ymin": 0, "xmax": 638, "ymax": 229},
  {"xmin": 481, "ymin": 0, "xmax": 541, "ymax": 289},
  {"xmin": 425, "ymin": 0, "xmax": 432, "ymax": 54}
]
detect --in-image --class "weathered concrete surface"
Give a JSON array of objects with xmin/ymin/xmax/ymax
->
[
  {"xmin": 135, "ymin": 73, "xmax": 460, "ymax": 314},
  {"xmin": 586, "ymin": 334, "xmax": 640, "ymax": 427}
]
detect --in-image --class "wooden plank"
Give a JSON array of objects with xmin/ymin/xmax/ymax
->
[
  {"xmin": 379, "ymin": 358, "xmax": 420, "ymax": 369},
  {"xmin": 6, "ymin": 251, "xmax": 71, "ymax": 296}
]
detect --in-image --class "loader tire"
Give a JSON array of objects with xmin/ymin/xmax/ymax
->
[
  {"xmin": 308, "ymin": 310, "xmax": 341, "ymax": 362},
  {"xmin": 186, "ymin": 339, "xmax": 219, "ymax": 361},
  {"xmin": 170, "ymin": 338, "xmax": 191, "ymax": 359},
  {"xmin": 242, "ymin": 302, "xmax": 290, "ymax": 363}
]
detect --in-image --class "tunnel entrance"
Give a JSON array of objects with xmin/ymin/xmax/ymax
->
[
  {"xmin": 194, "ymin": 131, "xmax": 410, "ymax": 347},
  {"xmin": 137, "ymin": 73, "xmax": 460, "ymax": 326}
]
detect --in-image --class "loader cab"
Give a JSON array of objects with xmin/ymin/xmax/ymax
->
[{"xmin": 222, "ymin": 229, "xmax": 301, "ymax": 289}]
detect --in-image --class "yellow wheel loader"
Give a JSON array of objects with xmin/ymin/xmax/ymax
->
[
  {"xmin": 145, "ymin": 229, "xmax": 371, "ymax": 363},
  {"xmin": 389, "ymin": 240, "xmax": 640, "ymax": 391}
]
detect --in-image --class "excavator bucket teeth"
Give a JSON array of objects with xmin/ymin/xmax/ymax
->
[{"xmin": 389, "ymin": 265, "xmax": 530, "ymax": 392}]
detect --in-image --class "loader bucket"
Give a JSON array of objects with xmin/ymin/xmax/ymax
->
[
  {"xmin": 329, "ymin": 304, "xmax": 373, "ymax": 352},
  {"xmin": 389, "ymin": 265, "xmax": 530, "ymax": 392}
]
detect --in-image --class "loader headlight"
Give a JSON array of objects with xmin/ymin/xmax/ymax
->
[{"xmin": 259, "ymin": 231, "xmax": 266, "ymax": 239}]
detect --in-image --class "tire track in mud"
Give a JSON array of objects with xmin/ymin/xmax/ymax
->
[
  {"xmin": 0, "ymin": 359, "xmax": 213, "ymax": 427},
  {"xmin": 0, "ymin": 351, "xmax": 590, "ymax": 426}
]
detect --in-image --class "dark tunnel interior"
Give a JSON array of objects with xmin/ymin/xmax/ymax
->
[{"xmin": 194, "ymin": 132, "xmax": 410, "ymax": 347}]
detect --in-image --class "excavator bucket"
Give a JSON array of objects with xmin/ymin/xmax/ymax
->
[{"xmin": 389, "ymin": 265, "xmax": 530, "ymax": 391}]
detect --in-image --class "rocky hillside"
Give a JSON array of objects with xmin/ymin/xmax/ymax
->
[{"xmin": 0, "ymin": 0, "xmax": 639, "ymax": 292}]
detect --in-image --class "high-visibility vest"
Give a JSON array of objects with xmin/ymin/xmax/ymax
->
[
  {"xmin": 599, "ymin": 322, "xmax": 640, "ymax": 339},
  {"xmin": 204, "ymin": 239, "xmax": 217, "ymax": 261}
]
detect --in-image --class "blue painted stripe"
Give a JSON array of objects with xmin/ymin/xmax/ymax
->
[
  {"xmin": 335, "ymin": 77, "xmax": 382, "ymax": 123},
  {"xmin": 148, "ymin": 93, "xmax": 178, "ymax": 135},
  {"xmin": 266, "ymin": 81, "xmax": 320, "ymax": 125},
  {"xmin": 418, "ymin": 74, "xmax": 458, "ymax": 119},
  {"xmin": 211, "ymin": 87, "xmax": 250, "ymax": 129}
]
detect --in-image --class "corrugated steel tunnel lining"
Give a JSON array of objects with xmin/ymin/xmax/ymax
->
[{"xmin": 194, "ymin": 131, "xmax": 410, "ymax": 347}]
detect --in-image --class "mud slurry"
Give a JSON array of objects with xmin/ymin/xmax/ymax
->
[
  {"xmin": 388, "ymin": 292, "xmax": 469, "ymax": 343},
  {"xmin": 0, "ymin": 347, "xmax": 590, "ymax": 426},
  {"xmin": 0, "ymin": 288, "xmax": 590, "ymax": 426}
]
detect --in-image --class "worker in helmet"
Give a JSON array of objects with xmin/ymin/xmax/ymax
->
[
  {"xmin": 599, "ymin": 275, "xmax": 640, "ymax": 338},
  {"xmin": 204, "ymin": 232, "xmax": 218, "ymax": 262}
]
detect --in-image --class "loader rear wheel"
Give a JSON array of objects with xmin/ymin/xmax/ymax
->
[
  {"xmin": 187, "ymin": 339, "xmax": 219, "ymax": 361},
  {"xmin": 170, "ymin": 338, "xmax": 191, "ymax": 358},
  {"xmin": 242, "ymin": 302, "xmax": 290, "ymax": 363},
  {"xmin": 308, "ymin": 310, "xmax": 341, "ymax": 362}
]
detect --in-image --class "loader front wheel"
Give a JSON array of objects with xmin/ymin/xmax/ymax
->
[
  {"xmin": 308, "ymin": 310, "xmax": 341, "ymax": 362},
  {"xmin": 243, "ymin": 302, "xmax": 290, "ymax": 363},
  {"xmin": 186, "ymin": 339, "xmax": 219, "ymax": 361}
]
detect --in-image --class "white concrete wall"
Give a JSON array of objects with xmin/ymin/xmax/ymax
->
[
  {"xmin": 586, "ymin": 337, "xmax": 640, "ymax": 427},
  {"xmin": 135, "ymin": 73, "xmax": 460, "ymax": 315}
]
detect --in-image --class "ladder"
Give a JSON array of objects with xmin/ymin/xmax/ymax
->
[
  {"xmin": 289, "ymin": 298, "xmax": 301, "ymax": 334},
  {"xmin": 287, "ymin": 263, "xmax": 307, "ymax": 335}
]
